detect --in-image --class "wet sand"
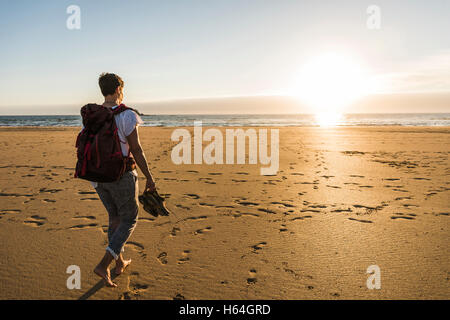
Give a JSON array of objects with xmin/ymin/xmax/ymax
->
[{"xmin": 0, "ymin": 126, "xmax": 448, "ymax": 299}]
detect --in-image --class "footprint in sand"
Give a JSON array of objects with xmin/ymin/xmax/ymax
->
[
  {"xmin": 282, "ymin": 263, "xmax": 314, "ymax": 282},
  {"xmin": 237, "ymin": 201, "xmax": 259, "ymax": 206},
  {"xmin": 300, "ymin": 209, "xmax": 320, "ymax": 213},
  {"xmin": 199, "ymin": 202, "xmax": 215, "ymax": 207},
  {"xmin": 353, "ymin": 205, "xmax": 382, "ymax": 213},
  {"xmin": 395, "ymin": 196, "xmax": 413, "ymax": 201},
  {"xmin": 271, "ymin": 201, "xmax": 295, "ymax": 208},
  {"xmin": 24, "ymin": 216, "xmax": 46, "ymax": 226},
  {"xmin": 118, "ymin": 274, "xmax": 150, "ymax": 300},
  {"xmin": 309, "ymin": 204, "xmax": 327, "ymax": 209},
  {"xmin": 173, "ymin": 293, "xmax": 186, "ymax": 300},
  {"xmin": 392, "ymin": 188, "xmax": 409, "ymax": 193},
  {"xmin": 344, "ymin": 182, "xmax": 360, "ymax": 186},
  {"xmin": 251, "ymin": 242, "xmax": 267, "ymax": 252},
  {"xmin": 247, "ymin": 269, "xmax": 257, "ymax": 284},
  {"xmin": 39, "ymin": 188, "xmax": 62, "ymax": 194},
  {"xmin": 129, "ymin": 281, "xmax": 149, "ymax": 291},
  {"xmin": 1, "ymin": 209, "xmax": 22, "ymax": 216},
  {"xmin": 157, "ymin": 252, "xmax": 168, "ymax": 265},
  {"xmin": 391, "ymin": 215, "xmax": 415, "ymax": 220},
  {"xmin": 184, "ymin": 194, "xmax": 200, "ymax": 199},
  {"xmin": 69, "ymin": 223, "xmax": 98, "ymax": 229},
  {"xmin": 290, "ymin": 216, "xmax": 312, "ymax": 221},
  {"xmin": 384, "ymin": 185, "xmax": 404, "ymax": 188},
  {"xmin": 403, "ymin": 203, "xmax": 419, "ymax": 208},
  {"xmin": 73, "ymin": 215, "xmax": 96, "ymax": 220},
  {"xmin": 170, "ymin": 226, "xmax": 181, "ymax": 237},
  {"xmin": 257, "ymin": 208, "xmax": 276, "ymax": 214},
  {"xmin": 126, "ymin": 241, "xmax": 147, "ymax": 259},
  {"xmin": 194, "ymin": 226, "xmax": 212, "ymax": 235},
  {"xmin": 348, "ymin": 217, "xmax": 373, "ymax": 223},
  {"xmin": 233, "ymin": 212, "xmax": 260, "ymax": 218},
  {"xmin": 177, "ymin": 250, "xmax": 191, "ymax": 264},
  {"xmin": 78, "ymin": 191, "xmax": 96, "ymax": 195},
  {"xmin": 332, "ymin": 208, "xmax": 353, "ymax": 213},
  {"xmin": 30, "ymin": 215, "xmax": 47, "ymax": 221}
]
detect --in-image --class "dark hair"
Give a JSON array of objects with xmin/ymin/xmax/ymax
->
[{"xmin": 98, "ymin": 73, "xmax": 124, "ymax": 96}]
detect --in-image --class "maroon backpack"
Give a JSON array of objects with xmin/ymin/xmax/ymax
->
[{"xmin": 74, "ymin": 103, "xmax": 136, "ymax": 183}]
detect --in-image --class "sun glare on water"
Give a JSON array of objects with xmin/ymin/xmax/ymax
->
[
  {"xmin": 315, "ymin": 111, "xmax": 343, "ymax": 127},
  {"xmin": 291, "ymin": 52, "xmax": 374, "ymax": 126}
]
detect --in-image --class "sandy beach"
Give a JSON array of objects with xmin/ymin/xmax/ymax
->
[{"xmin": 0, "ymin": 126, "xmax": 448, "ymax": 300}]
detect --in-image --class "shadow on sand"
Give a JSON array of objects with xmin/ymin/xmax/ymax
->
[{"xmin": 78, "ymin": 272, "xmax": 120, "ymax": 300}]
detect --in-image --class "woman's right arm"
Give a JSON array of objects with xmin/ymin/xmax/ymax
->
[{"xmin": 126, "ymin": 127, "xmax": 156, "ymax": 192}]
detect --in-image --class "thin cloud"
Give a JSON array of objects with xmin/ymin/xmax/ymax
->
[{"xmin": 376, "ymin": 50, "xmax": 450, "ymax": 94}]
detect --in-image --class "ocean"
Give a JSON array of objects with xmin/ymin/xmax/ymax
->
[{"xmin": 0, "ymin": 113, "xmax": 449, "ymax": 127}]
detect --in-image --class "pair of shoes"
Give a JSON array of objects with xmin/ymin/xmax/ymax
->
[{"xmin": 139, "ymin": 190, "xmax": 170, "ymax": 217}]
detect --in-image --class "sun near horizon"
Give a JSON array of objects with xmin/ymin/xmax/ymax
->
[{"xmin": 289, "ymin": 51, "xmax": 378, "ymax": 126}]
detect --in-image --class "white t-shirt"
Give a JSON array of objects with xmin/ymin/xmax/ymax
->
[{"xmin": 90, "ymin": 105, "xmax": 144, "ymax": 188}]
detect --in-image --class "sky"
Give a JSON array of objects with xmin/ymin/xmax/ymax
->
[{"xmin": 0, "ymin": 0, "xmax": 449, "ymax": 114}]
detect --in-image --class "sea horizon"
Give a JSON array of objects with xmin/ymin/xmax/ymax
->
[{"xmin": 0, "ymin": 113, "xmax": 449, "ymax": 127}]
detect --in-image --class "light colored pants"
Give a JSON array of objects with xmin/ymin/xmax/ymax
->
[{"xmin": 95, "ymin": 171, "xmax": 139, "ymax": 259}]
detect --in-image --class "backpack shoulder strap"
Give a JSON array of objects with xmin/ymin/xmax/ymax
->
[{"xmin": 113, "ymin": 104, "xmax": 143, "ymax": 116}]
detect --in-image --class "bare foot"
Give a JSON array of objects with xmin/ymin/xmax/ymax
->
[
  {"xmin": 94, "ymin": 265, "xmax": 117, "ymax": 287},
  {"xmin": 115, "ymin": 259, "xmax": 131, "ymax": 275}
]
